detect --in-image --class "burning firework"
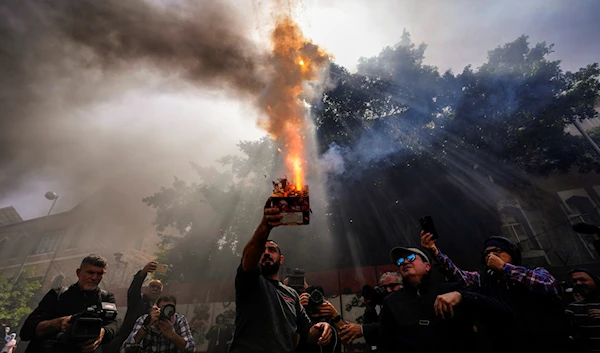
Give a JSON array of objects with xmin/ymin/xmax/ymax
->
[
  {"xmin": 259, "ymin": 15, "xmax": 329, "ymax": 191},
  {"xmin": 270, "ymin": 177, "xmax": 310, "ymax": 225}
]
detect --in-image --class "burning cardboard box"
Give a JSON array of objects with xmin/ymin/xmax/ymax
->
[{"xmin": 270, "ymin": 177, "xmax": 310, "ymax": 225}]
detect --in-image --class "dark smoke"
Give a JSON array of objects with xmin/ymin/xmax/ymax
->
[{"xmin": 0, "ymin": 0, "xmax": 268, "ymax": 210}]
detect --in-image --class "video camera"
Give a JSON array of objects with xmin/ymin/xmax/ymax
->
[
  {"xmin": 362, "ymin": 285, "xmax": 389, "ymax": 306},
  {"xmin": 286, "ymin": 268, "xmax": 306, "ymax": 293},
  {"xmin": 305, "ymin": 286, "xmax": 325, "ymax": 316},
  {"xmin": 42, "ymin": 302, "xmax": 118, "ymax": 353}
]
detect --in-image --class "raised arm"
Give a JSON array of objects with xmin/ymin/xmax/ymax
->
[
  {"xmin": 241, "ymin": 198, "xmax": 282, "ymax": 272},
  {"xmin": 421, "ymin": 232, "xmax": 481, "ymax": 289},
  {"xmin": 501, "ymin": 263, "xmax": 561, "ymax": 297}
]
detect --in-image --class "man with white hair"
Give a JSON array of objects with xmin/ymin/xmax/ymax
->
[{"xmin": 339, "ymin": 272, "xmax": 403, "ymax": 345}]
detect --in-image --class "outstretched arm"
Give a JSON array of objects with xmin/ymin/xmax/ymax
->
[
  {"xmin": 421, "ymin": 232, "xmax": 481, "ymax": 289},
  {"xmin": 241, "ymin": 198, "xmax": 282, "ymax": 272}
]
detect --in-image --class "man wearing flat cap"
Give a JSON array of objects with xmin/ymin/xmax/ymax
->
[
  {"xmin": 421, "ymin": 232, "xmax": 570, "ymax": 353},
  {"xmin": 377, "ymin": 245, "xmax": 478, "ymax": 353}
]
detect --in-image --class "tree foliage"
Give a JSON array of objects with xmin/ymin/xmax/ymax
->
[
  {"xmin": 145, "ymin": 33, "xmax": 600, "ymax": 275},
  {"xmin": 0, "ymin": 269, "xmax": 41, "ymax": 328}
]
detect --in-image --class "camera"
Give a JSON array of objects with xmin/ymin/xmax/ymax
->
[
  {"xmin": 305, "ymin": 286, "xmax": 325, "ymax": 316},
  {"xmin": 286, "ymin": 268, "xmax": 306, "ymax": 293},
  {"xmin": 42, "ymin": 302, "xmax": 118, "ymax": 353},
  {"xmin": 160, "ymin": 304, "xmax": 176, "ymax": 321},
  {"xmin": 362, "ymin": 285, "xmax": 389, "ymax": 306}
]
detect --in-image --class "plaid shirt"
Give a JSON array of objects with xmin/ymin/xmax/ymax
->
[
  {"xmin": 121, "ymin": 313, "xmax": 196, "ymax": 353},
  {"xmin": 433, "ymin": 249, "xmax": 561, "ymax": 297}
]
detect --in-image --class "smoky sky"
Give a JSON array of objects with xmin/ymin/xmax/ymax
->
[
  {"xmin": 300, "ymin": 0, "xmax": 600, "ymax": 73},
  {"xmin": 1, "ymin": 0, "xmax": 599, "ymax": 220},
  {"xmin": 0, "ymin": 0, "xmax": 270, "ymax": 218}
]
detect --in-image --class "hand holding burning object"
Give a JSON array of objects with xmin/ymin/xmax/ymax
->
[
  {"xmin": 268, "ymin": 177, "xmax": 310, "ymax": 226},
  {"xmin": 263, "ymin": 198, "xmax": 284, "ymax": 228}
]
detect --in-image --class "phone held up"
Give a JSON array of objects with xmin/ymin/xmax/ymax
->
[
  {"xmin": 420, "ymin": 215, "xmax": 438, "ymax": 240},
  {"xmin": 268, "ymin": 177, "xmax": 310, "ymax": 226},
  {"xmin": 155, "ymin": 263, "xmax": 169, "ymax": 274}
]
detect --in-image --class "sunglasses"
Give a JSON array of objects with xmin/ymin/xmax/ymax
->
[
  {"xmin": 396, "ymin": 253, "xmax": 417, "ymax": 266},
  {"xmin": 381, "ymin": 283, "xmax": 401, "ymax": 289},
  {"xmin": 483, "ymin": 248, "xmax": 504, "ymax": 257}
]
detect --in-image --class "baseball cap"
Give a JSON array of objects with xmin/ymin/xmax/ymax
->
[{"xmin": 390, "ymin": 247, "xmax": 430, "ymax": 265}]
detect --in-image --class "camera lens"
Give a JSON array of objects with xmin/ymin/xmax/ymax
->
[{"xmin": 161, "ymin": 304, "xmax": 176, "ymax": 319}]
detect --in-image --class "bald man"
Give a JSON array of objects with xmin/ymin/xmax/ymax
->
[{"xmin": 105, "ymin": 261, "xmax": 164, "ymax": 353}]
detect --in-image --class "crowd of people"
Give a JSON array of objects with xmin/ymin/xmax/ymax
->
[{"xmin": 11, "ymin": 195, "xmax": 600, "ymax": 353}]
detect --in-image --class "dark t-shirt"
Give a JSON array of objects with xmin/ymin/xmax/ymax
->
[{"xmin": 229, "ymin": 263, "xmax": 313, "ymax": 353}]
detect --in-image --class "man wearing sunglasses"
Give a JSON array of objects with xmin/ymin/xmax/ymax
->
[
  {"xmin": 421, "ymin": 232, "xmax": 569, "ymax": 353},
  {"xmin": 377, "ymin": 247, "xmax": 477, "ymax": 353}
]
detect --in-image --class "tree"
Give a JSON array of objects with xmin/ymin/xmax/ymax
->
[
  {"xmin": 0, "ymin": 269, "xmax": 41, "ymax": 328},
  {"xmin": 146, "ymin": 33, "xmax": 600, "ymax": 273}
]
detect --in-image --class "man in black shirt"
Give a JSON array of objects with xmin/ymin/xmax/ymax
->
[
  {"xmin": 228, "ymin": 197, "xmax": 333, "ymax": 353},
  {"xmin": 20, "ymin": 254, "xmax": 119, "ymax": 353},
  {"xmin": 104, "ymin": 261, "xmax": 163, "ymax": 353}
]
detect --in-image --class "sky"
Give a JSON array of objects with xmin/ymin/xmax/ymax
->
[{"xmin": 1, "ymin": 0, "xmax": 599, "ymax": 220}]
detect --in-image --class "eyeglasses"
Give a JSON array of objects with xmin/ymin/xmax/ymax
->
[
  {"xmin": 483, "ymin": 248, "xmax": 504, "ymax": 257},
  {"xmin": 396, "ymin": 253, "xmax": 417, "ymax": 266},
  {"xmin": 381, "ymin": 283, "xmax": 401, "ymax": 289}
]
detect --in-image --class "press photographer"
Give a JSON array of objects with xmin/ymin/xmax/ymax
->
[
  {"xmin": 121, "ymin": 295, "xmax": 195, "ymax": 353},
  {"xmin": 297, "ymin": 286, "xmax": 342, "ymax": 353},
  {"xmin": 20, "ymin": 254, "xmax": 119, "ymax": 353},
  {"xmin": 339, "ymin": 272, "xmax": 402, "ymax": 347}
]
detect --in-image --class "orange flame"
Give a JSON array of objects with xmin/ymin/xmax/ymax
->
[{"xmin": 258, "ymin": 15, "xmax": 329, "ymax": 190}]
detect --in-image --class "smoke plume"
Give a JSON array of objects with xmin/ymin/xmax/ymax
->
[{"xmin": 0, "ymin": 0, "xmax": 329, "ymax": 216}]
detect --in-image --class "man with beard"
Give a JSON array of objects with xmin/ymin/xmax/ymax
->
[
  {"xmin": 566, "ymin": 268, "xmax": 600, "ymax": 353},
  {"xmin": 228, "ymin": 198, "xmax": 333, "ymax": 353}
]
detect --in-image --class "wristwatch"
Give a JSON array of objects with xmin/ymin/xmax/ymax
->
[{"xmin": 331, "ymin": 315, "xmax": 342, "ymax": 323}]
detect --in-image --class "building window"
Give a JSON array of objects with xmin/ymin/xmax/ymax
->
[
  {"xmin": 558, "ymin": 189, "xmax": 600, "ymax": 260},
  {"xmin": 67, "ymin": 224, "xmax": 86, "ymax": 249},
  {"xmin": 10, "ymin": 235, "xmax": 28, "ymax": 259},
  {"xmin": 33, "ymin": 231, "xmax": 63, "ymax": 255},
  {"xmin": 497, "ymin": 201, "xmax": 542, "ymax": 253},
  {"xmin": 0, "ymin": 237, "xmax": 7, "ymax": 258}
]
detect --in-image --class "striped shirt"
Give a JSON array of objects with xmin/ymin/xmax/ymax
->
[
  {"xmin": 433, "ymin": 250, "xmax": 561, "ymax": 297},
  {"xmin": 566, "ymin": 301, "xmax": 600, "ymax": 353}
]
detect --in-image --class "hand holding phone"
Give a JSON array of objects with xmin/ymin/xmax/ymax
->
[
  {"xmin": 155, "ymin": 263, "xmax": 169, "ymax": 274},
  {"xmin": 420, "ymin": 215, "xmax": 438, "ymax": 240}
]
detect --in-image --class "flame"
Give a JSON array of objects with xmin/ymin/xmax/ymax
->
[{"xmin": 258, "ymin": 14, "xmax": 329, "ymax": 190}]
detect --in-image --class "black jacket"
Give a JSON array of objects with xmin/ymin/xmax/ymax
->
[
  {"xmin": 104, "ymin": 270, "xmax": 154, "ymax": 353},
  {"xmin": 362, "ymin": 306, "xmax": 380, "ymax": 347},
  {"xmin": 476, "ymin": 269, "xmax": 570, "ymax": 353},
  {"xmin": 20, "ymin": 284, "xmax": 119, "ymax": 353},
  {"xmin": 378, "ymin": 272, "xmax": 478, "ymax": 353}
]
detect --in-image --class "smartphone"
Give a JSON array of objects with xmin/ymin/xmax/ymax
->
[
  {"xmin": 155, "ymin": 263, "xmax": 169, "ymax": 274},
  {"xmin": 420, "ymin": 215, "xmax": 438, "ymax": 240}
]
